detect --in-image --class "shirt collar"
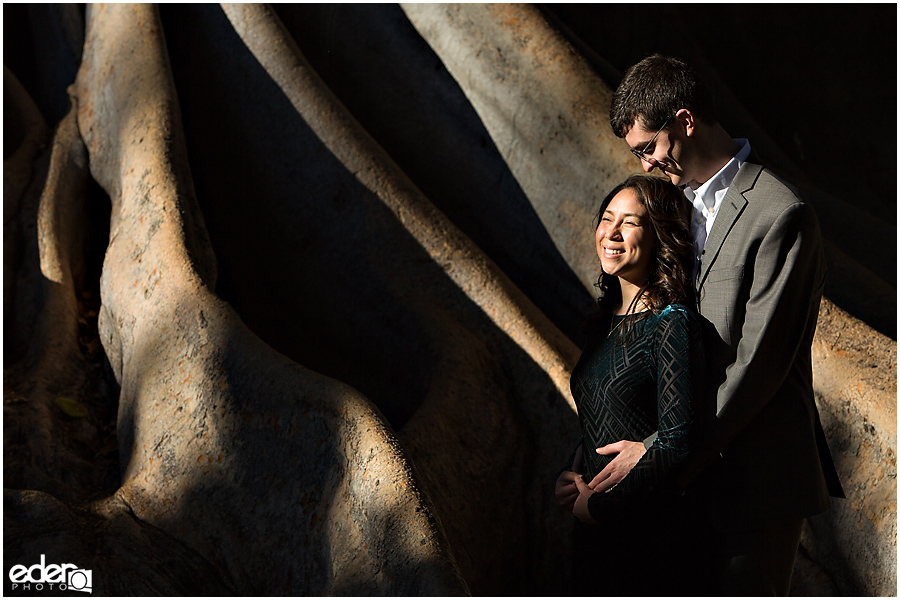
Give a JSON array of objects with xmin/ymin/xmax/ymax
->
[{"xmin": 687, "ymin": 139, "xmax": 751, "ymax": 208}]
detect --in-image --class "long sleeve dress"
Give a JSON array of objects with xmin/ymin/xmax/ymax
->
[{"xmin": 568, "ymin": 303, "xmax": 711, "ymax": 595}]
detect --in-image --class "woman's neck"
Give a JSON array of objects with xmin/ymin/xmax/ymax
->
[{"xmin": 614, "ymin": 278, "xmax": 646, "ymax": 315}]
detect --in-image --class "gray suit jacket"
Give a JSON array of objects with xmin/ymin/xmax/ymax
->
[{"xmin": 691, "ymin": 161, "xmax": 843, "ymax": 533}]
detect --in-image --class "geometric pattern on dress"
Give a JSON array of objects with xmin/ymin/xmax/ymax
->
[{"xmin": 570, "ymin": 304, "xmax": 705, "ymax": 498}]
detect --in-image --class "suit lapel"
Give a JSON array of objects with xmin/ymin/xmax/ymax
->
[{"xmin": 697, "ymin": 162, "xmax": 762, "ymax": 290}]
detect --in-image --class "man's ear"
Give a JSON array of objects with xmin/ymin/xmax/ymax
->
[{"xmin": 675, "ymin": 108, "xmax": 696, "ymax": 137}]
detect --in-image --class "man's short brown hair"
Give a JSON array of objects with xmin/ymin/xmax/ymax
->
[{"xmin": 609, "ymin": 54, "xmax": 717, "ymax": 138}]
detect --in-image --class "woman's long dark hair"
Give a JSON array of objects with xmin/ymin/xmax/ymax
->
[{"xmin": 592, "ymin": 174, "xmax": 696, "ymax": 340}]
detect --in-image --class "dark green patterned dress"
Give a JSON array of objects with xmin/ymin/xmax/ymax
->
[
  {"xmin": 569, "ymin": 303, "xmax": 711, "ymax": 595},
  {"xmin": 572, "ymin": 303, "xmax": 705, "ymax": 500}
]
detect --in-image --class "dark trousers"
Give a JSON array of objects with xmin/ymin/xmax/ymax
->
[{"xmin": 713, "ymin": 519, "xmax": 804, "ymax": 596}]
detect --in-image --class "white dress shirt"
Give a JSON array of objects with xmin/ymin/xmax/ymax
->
[{"xmin": 684, "ymin": 139, "xmax": 752, "ymax": 273}]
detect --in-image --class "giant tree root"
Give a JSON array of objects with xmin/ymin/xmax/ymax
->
[
  {"xmin": 7, "ymin": 1, "xmax": 583, "ymax": 595},
  {"xmin": 8, "ymin": 3, "xmax": 471, "ymax": 594},
  {"xmin": 74, "ymin": 3, "xmax": 477, "ymax": 594}
]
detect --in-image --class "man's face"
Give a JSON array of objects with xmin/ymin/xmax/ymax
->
[{"xmin": 624, "ymin": 118, "xmax": 693, "ymax": 187}]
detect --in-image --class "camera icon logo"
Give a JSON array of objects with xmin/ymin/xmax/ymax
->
[{"xmin": 67, "ymin": 569, "xmax": 93, "ymax": 593}]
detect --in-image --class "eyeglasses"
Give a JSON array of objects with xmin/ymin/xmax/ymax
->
[{"xmin": 630, "ymin": 116, "xmax": 672, "ymax": 164}]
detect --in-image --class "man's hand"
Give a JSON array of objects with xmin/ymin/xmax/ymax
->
[
  {"xmin": 555, "ymin": 470, "xmax": 581, "ymax": 511},
  {"xmin": 573, "ymin": 475, "xmax": 597, "ymax": 524},
  {"xmin": 587, "ymin": 440, "xmax": 646, "ymax": 493}
]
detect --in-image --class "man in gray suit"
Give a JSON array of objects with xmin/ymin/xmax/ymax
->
[{"xmin": 588, "ymin": 54, "xmax": 843, "ymax": 594}]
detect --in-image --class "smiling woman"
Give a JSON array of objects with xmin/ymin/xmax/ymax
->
[
  {"xmin": 592, "ymin": 175, "xmax": 696, "ymax": 323},
  {"xmin": 555, "ymin": 173, "xmax": 707, "ymax": 595}
]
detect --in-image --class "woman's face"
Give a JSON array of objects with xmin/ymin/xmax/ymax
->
[{"xmin": 595, "ymin": 188, "xmax": 656, "ymax": 285}]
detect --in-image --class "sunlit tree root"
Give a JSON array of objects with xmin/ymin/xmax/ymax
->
[{"xmin": 62, "ymin": 3, "xmax": 470, "ymax": 594}]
